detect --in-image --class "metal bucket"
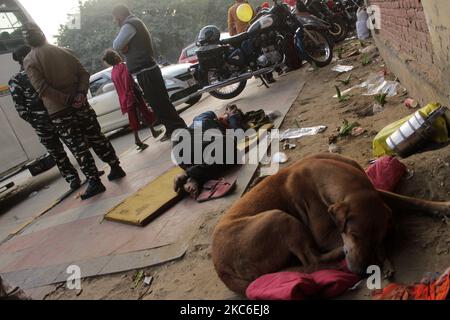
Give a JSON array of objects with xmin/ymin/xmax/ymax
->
[{"xmin": 386, "ymin": 111, "xmax": 432, "ymax": 158}]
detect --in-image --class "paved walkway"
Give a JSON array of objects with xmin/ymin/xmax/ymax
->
[{"xmin": 0, "ymin": 70, "xmax": 306, "ymax": 294}]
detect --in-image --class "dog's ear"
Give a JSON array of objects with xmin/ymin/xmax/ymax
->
[{"xmin": 328, "ymin": 202, "xmax": 349, "ymax": 232}]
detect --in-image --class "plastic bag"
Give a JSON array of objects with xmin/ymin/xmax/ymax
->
[
  {"xmin": 356, "ymin": 8, "xmax": 370, "ymax": 40},
  {"xmin": 280, "ymin": 126, "xmax": 327, "ymax": 141},
  {"xmin": 372, "ymin": 103, "xmax": 449, "ymax": 157},
  {"xmin": 332, "ymin": 65, "xmax": 354, "ymax": 73}
]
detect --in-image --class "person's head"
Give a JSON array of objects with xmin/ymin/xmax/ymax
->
[
  {"xmin": 12, "ymin": 45, "xmax": 31, "ymax": 67},
  {"xmin": 225, "ymin": 104, "xmax": 238, "ymax": 114},
  {"xmin": 112, "ymin": 4, "xmax": 131, "ymax": 27},
  {"xmin": 22, "ymin": 22, "xmax": 46, "ymax": 47},
  {"xmin": 102, "ymin": 49, "xmax": 122, "ymax": 67}
]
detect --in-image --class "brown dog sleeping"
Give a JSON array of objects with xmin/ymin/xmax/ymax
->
[{"xmin": 212, "ymin": 153, "xmax": 450, "ymax": 295}]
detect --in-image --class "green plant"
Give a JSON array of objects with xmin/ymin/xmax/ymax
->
[
  {"xmin": 335, "ymin": 86, "xmax": 350, "ymax": 103},
  {"xmin": 337, "ymin": 74, "xmax": 352, "ymax": 85},
  {"xmin": 374, "ymin": 93, "xmax": 388, "ymax": 106},
  {"xmin": 336, "ymin": 47, "xmax": 344, "ymax": 59},
  {"xmin": 339, "ymin": 119, "xmax": 360, "ymax": 137},
  {"xmin": 362, "ymin": 54, "xmax": 371, "ymax": 66}
]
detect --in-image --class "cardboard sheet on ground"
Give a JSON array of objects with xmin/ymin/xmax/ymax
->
[
  {"xmin": 104, "ymin": 167, "xmax": 184, "ymax": 226},
  {"xmin": 372, "ymin": 103, "xmax": 449, "ymax": 157}
]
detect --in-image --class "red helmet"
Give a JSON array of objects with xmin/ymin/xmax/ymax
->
[{"xmin": 261, "ymin": 2, "xmax": 270, "ymax": 9}]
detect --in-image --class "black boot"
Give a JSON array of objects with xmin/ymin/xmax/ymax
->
[
  {"xmin": 108, "ymin": 164, "xmax": 126, "ymax": 181},
  {"xmin": 80, "ymin": 180, "xmax": 106, "ymax": 200},
  {"xmin": 69, "ymin": 179, "xmax": 82, "ymax": 190}
]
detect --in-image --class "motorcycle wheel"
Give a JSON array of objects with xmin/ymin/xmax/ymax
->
[
  {"xmin": 302, "ymin": 30, "xmax": 334, "ymax": 67},
  {"xmin": 328, "ymin": 16, "xmax": 349, "ymax": 43},
  {"xmin": 209, "ymin": 81, "xmax": 247, "ymax": 100}
]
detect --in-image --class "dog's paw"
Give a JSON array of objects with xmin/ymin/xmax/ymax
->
[{"xmin": 382, "ymin": 259, "xmax": 395, "ymax": 279}]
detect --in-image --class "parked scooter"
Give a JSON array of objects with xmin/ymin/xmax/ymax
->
[
  {"xmin": 299, "ymin": 0, "xmax": 349, "ymax": 43},
  {"xmin": 191, "ymin": 0, "xmax": 334, "ymax": 100}
]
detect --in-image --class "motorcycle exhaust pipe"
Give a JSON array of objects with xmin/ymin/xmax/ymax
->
[{"xmin": 198, "ymin": 63, "xmax": 285, "ymax": 95}]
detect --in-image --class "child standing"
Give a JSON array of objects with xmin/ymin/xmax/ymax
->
[{"xmin": 102, "ymin": 49, "xmax": 163, "ymax": 150}]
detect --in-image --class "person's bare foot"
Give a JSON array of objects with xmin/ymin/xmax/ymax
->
[
  {"xmin": 183, "ymin": 178, "xmax": 200, "ymax": 198},
  {"xmin": 174, "ymin": 173, "xmax": 189, "ymax": 193}
]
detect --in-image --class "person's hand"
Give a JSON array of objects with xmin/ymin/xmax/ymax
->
[{"xmin": 72, "ymin": 93, "xmax": 87, "ymax": 109}]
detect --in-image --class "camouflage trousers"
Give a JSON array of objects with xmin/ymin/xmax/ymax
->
[
  {"xmin": 51, "ymin": 105, "xmax": 119, "ymax": 181},
  {"xmin": 31, "ymin": 112, "xmax": 80, "ymax": 184}
]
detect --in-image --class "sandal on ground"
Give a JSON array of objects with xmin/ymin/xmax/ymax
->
[{"xmin": 195, "ymin": 178, "xmax": 237, "ymax": 203}]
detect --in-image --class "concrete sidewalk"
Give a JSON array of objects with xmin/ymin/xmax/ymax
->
[{"xmin": 0, "ymin": 69, "xmax": 306, "ymax": 296}]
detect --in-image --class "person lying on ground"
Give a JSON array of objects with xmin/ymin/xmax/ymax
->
[
  {"xmin": 173, "ymin": 110, "xmax": 239, "ymax": 199},
  {"xmin": 102, "ymin": 49, "xmax": 164, "ymax": 150}
]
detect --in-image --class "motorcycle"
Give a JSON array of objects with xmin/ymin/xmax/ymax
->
[
  {"xmin": 192, "ymin": 0, "xmax": 334, "ymax": 100},
  {"xmin": 326, "ymin": 0, "xmax": 364, "ymax": 29},
  {"xmin": 300, "ymin": 0, "xmax": 349, "ymax": 43}
]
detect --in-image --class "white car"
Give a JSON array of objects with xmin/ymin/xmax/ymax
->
[{"xmin": 88, "ymin": 63, "xmax": 202, "ymax": 133}]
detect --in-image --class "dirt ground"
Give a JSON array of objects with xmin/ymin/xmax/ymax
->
[{"xmin": 44, "ymin": 38, "xmax": 450, "ymax": 300}]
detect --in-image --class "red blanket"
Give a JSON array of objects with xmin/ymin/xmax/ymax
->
[{"xmin": 246, "ymin": 262, "xmax": 361, "ymax": 300}]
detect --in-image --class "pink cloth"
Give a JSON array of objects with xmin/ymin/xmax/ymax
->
[
  {"xmin": 365, "ymin": 156, "xmax": 407, "ymax": 191},
  {"xmin": 246, "ymin": 263, "xmax": 361, "ymax": 300},
  {"xmin": 111, "ymin": 63, "xmax": 139, "ymax": 114}
]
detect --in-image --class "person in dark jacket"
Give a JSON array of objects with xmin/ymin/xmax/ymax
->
[
  {"xmin": 8, "ymin": 45, "xmax": 81, "ymax": 190},
  {"xmin": 112, "ymin": 4, "xmax": 187, "ymax": 141},
  {"xmin": 22, "ymin": 22, "xmax": 125, "ymax": 200}
]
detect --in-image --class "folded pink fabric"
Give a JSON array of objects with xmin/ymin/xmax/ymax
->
[
  {"xmin": 366, "ymin": 156, "xmax": 406, "ymax": 191},
  {"xmin": 246, "ymin": 263, "xmax": 361, "ymax": 300}
]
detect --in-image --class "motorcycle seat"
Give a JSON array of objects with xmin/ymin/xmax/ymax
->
[{"xmin": 221, "ymin": 32, "xmax": 249, "ymax": 45}]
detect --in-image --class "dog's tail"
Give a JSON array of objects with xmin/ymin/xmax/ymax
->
[{"xmin": 378, "ymin": 190, "xmax": 450, "ymax": 218}]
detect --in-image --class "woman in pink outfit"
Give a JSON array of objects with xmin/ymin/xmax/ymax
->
[{"xmin": 102, "ymin": 49, "xmax": 163, "ymax": 150}]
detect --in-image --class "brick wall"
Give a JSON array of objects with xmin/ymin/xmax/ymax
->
[
  {"xmin": 375, "ymin": 0, "xmax": 432, "ymax": 62},
  {"xmin": 368, "ymin": 0, "xmax": 449, "ymax": 105}
]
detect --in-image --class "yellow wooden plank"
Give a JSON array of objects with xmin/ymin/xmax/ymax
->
[{"xmin": 104, "ymin": 167, "xmax": 184, "ymax": 226}]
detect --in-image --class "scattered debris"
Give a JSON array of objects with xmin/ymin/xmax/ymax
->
[
  {"xmin": 404, "ymin": 98, "xmax": 419, "ymax": 109},
  {"xmin": 372, "ymin": 103, "xmax": 384, "ymax": 114},
  {"xmin": 332, "ymin": 65, "xmax": 354, "ymax": 73},
  {"xmin": 328, "ymin": 143, "xmax": 341, "ymax": 154},
  {"xmin": 351, "ymin": 127, "xmax": 366, "ymax": 137},
  {"xmin": 361, "ymin": 73, "xmax": 401, "ymax": 97},
  {"xmin": 359, "ymin": 44, "xmax": 377, "ymax": 55},
  {"xmin": 144, "ymin": 276, "xmax": 154, "ymax": 286},
  {"xmin": 283, "ymin": 141, "xmax": 297, "ymax": 150},
  {"xmin": 272, "ymin": 152, "xmax": 289, "ymax": 164},
  {"xmin": 280, "ymin": 126, "xmax": 327, "ymax": 141}
]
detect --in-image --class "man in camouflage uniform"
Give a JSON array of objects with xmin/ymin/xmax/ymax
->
[
  {"xmin": 8, "ymin": 45, "xmax": 81, "ymax": 190},
  {"xmin": 23, "ymin": 22, "xmax": 126, "ymax": 200}
]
